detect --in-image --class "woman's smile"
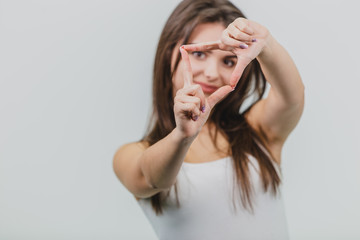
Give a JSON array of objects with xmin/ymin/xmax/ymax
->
[{"xmin": 193, "ymin": 81, "xmax": 219, "ymax": 94}]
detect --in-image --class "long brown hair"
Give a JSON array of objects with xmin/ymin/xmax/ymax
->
[{"xmin": 142, "ymin": 0, "xmax": 281, "ymax": 215}]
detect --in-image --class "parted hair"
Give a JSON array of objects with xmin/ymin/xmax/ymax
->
[{"xmin": 142, "ymin": 0, "xmax": 281, "ymax": 215}]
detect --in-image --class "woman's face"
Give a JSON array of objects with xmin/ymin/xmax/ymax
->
[{"xmin": 171, "ymin": 22, "xmax": 237, "ymax": 97}]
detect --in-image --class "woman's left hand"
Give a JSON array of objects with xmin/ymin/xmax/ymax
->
[{"xmin": 183, "ymin": 17, "xmax": 272, "ymax": 88}]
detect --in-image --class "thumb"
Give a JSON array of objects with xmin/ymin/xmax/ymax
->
[
  {"xmin": 229, "ymin": 57, "xmax": 249, "ymax": 87},
  {"xmin": 207, "ymin": 85, "xmax": 234, "ymax": 109}
]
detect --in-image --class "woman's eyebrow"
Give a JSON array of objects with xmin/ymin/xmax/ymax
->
[
  {"xmin": 225, "ymin": 55, "xmax": 237, "ymax": 58},
  {"xmin": 187, "ymin": 43, "xmax": 236, "ymax": 58}
]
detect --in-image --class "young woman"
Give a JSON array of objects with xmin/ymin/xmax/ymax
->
[{"xmin": 113, "ymin": 0, "xmax": 304, "ymax": 239}]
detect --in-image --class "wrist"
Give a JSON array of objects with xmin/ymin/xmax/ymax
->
[
  {"xmin": 172, "ymin": 127, "xmax": 198, "ymax": 145},
  {"xmin": 257, "ymin": 33, "xmax": 277, "ymax": 61}
]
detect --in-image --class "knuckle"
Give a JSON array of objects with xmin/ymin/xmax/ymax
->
[
  {"xmin": 224, "ymin": 37, "xmax": 234, "ymax": 45},
  {"xmin": 191, "ymin": 108, "xmax": 199, "ymax": 115},
  {"xmin": 219, "ymin": 41, "xmax": 227, "ymax": 49},
  {"xmin": 176, "ymin": 88, "xmax": 183, "ymax": 95},
  {"xmin": 192, "ymin": 98, "xmax": 201, "ymax": 108},
  {"xmin": 183, "ymin": 103, "xmax": 190, "ymax": 111},
  {"xmin": 194, "ymin": 108, "xmax": 201, "ymax": 115},
  {"xmin": 235, "ymin": 17, "xmax": 245, "ymax": 26},
  {"xmin": 195, "ymin": 97, "xmax": 201, "ymax": 104},
  {"xmin": 190, "ymin": 103, "xmax": 197, "ymax": 111},
  {"xmin": 193, "ymin": 84, "xmax": 201, "ymax": 92},
  {"xmin": 238, "ymin": 24, "xmax": 246, "ymax": 32},
  {"xmin": 235, "ymin": 32, "xmax": 242, "ymax": 39}
]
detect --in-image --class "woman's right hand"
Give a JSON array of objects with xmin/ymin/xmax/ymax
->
[{"xmin": 173, "ymin": 47, "xmax": 233, "ymax": 139}]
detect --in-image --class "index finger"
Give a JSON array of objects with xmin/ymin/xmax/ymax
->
[
  {"xmin": 179, "ymin": 46, "xmax": 193, "ymax": 87},
  {"xmin": 182, "ymin": 40, "xmax": 221, "ymax": 52}
]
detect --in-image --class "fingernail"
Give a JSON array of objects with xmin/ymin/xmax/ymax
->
[
  {"xmin": 201, "ymin": 105, "xmax": 205, "ymax": 113},
  {"xmin": 239, "ymin": 44, "xmax": 248, "ymax": 49},
  {"xmin": 193, "ymin": 115, "xmax": 199, "ymax": 121},
  {"xmin": 252, "ymin": 39, "xmax": 257, "ymax": 42}
]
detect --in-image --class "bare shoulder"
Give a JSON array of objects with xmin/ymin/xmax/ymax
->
[
  {"xmin": 113, "ymin": 141, "xmax": 149, "ymax": 176},
  {"xmin": 113, "ymin": 141, "xmax": 150, "ymax": 200}
]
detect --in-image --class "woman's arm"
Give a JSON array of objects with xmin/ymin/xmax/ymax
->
[
  {"xmin": 113, "ymin": 128, "xmax": 195, "ymax": 199},
  {"xmin": 247, "ymin": 35, "xmax": 305, "ymax": 145},
  {"xmin": 113, "ymin": 48, "xmax": 233, "ymax": 199},
  {"xmin": 224, "ymin": 19, "xmax": 305, "ymax": 160},
  {"xmin": 183, "ymin": 18, "xmax": 305, "ymax": 154}
]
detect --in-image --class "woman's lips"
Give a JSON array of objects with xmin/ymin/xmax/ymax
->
[{"xmin": 195, "ymin": 82, "xmax": 219, "ymax": 94}]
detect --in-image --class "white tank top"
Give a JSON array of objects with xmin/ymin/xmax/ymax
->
[{"xmin": 137, "ymin": 155, "xmax": 289, "ymax": 240}]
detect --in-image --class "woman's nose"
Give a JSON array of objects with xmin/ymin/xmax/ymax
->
[{"xmin": 203, "ymin": 59, "xmax": 219, "ymax": 81}]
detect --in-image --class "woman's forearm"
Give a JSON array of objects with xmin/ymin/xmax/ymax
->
[
  {"xmin": 257, "ymin": 35, "xmax": 304, "ymax": 104},
  {"xmin": 138, "ymin": 128, "xmax": 195, "ymax": 190}
]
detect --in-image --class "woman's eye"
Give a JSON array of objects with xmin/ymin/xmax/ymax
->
[
  {"xmin": 192, "ymin": 51, "xmax": 206, "ymax": 59},
  {"xmin": 224, "ymin": 58, "xmax": 236, "ymax": 67}
]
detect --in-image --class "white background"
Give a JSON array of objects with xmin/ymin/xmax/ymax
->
[{"xmin": 0, "ymin": 0, "xmax": 359, "ymax": 239}]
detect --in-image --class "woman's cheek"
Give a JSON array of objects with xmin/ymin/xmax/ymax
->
[
  {"xmin": 221, "ymin": 68, "xmax": 234, "ymax": 85},
  {"xmin": 189, "ymin": 61, "xmax": 204, "ymax": 76}
]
